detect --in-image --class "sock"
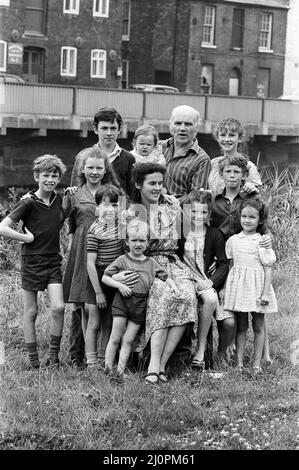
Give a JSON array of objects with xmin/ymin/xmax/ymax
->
[
  {"xmin": 26, "ymin": 342, "xmax": 40, "ymax": 368},
  {"xmin": 86, "ymin": 352, "xmax": 98, "ymax": 365},
  {"xmin": 48, "ymin": 335, "xmax": 62, "ymax": 362}
]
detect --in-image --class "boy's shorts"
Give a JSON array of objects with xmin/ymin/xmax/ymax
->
[
  {"xmin": 21, "ymin": 254, "xmax": 62, "ymax": 291},
  {"xmin": 86, "ymin": 265, "xmax": 116, "ymax": 328},
  {"xmin": 112, "ymin": 291, "xmax": 148, "ymax": 325}
]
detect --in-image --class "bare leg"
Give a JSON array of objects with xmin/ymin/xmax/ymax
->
[
  {"xmin": 217, "ymin": 317, "xmax": 236, "ymax": 359},
  {"xmin": 81, "ymin": 305, "xmax": 88, "ymax": 341},
  {"xmin": 252, "ymin": 313, "xmax": 265, "ymax": 369},
  {"xmin": 105, "ymin": 316, "xmax": 127, "ymax": 371},
  {"xmin": 98, "ymin": 324, "xmax": 112, "ymax": 358},
  {"xmin": 117, "ymin": 321, "xmax": 141, "ymax": 374},
  {"xmin": 47, "ymin": 284, "xmax": 65, "ymax": 337},
  {"xmin": 146, "ymin": 328, "xmax": 168, "ymax": 381},
  {"xmin": 159, "ymin": 325, "xmax": 187, "ymax": 373},
  {"xmin": 262, "ymin": 317, "xmax": 271, "ymax": 364},
  {"xmin": 23, "ymin": 289, "xmax": 38, "ymax": 343},
  {"xmin": 85, "ymin": 304, "xmax": 100, "ymax": 361},
  {"xmin": 193, "ymin": 290, "xmax": 217, "ymax": 363},
  {"xmin": 236, "ymin": 313, "xmax": 248, "ymax": 367}
]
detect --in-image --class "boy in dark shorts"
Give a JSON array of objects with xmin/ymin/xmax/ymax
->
[
  {"xmin": 0, "ymin": 154, "xmax": 66, "ymax": 369},
  {"xmin": 102, "ymin": 220, "xmax": 178, "ymax": 377}
]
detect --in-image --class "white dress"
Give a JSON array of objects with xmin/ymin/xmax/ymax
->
[{"xmin": 224, "ymin": 232, "xmax": 278, "ymax": 314}]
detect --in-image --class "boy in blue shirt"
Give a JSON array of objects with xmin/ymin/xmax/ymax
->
[{"xmin": 0, "ymin": 154, "xmax": 66, "ymax": 369}]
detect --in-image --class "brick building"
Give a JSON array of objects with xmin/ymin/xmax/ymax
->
[
  {"xmin": 0, "ymin": 0, "xmax": 124, "ymax": 87},
  {"xmin": 122, "ymin": 0, "xmax": 289, "ymax": 98}
]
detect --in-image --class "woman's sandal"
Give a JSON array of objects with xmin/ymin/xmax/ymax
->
[
  {"xmin": 144, "ymin": 372, "xmax": 159, "ymax": 384},
  {"xmin": 159, "ymin": 371, "xmax": 168, "ymax": 383},
  {"xmin": 191, "ymin": 359, "xmax": 205, "ymax": 373}
]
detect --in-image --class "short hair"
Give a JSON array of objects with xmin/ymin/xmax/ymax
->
[
  {"xmin": 126, "ymin": 219, "xmax": 149, "ymax": 240},
  {"xmin": 184, "ymin": 189, "xmax": 213, "ymax": 212},
  {"xmin": 132, "ymin": 125, "xmax": 159, "ymax": 147},
  {"xmin": 32, "ymin": 154, "xmax": 66, "ymax": 177},
  {"xmin": 218, "ymin": 154, "xmax": 249, "ymax": 177},
  {"xmin": 95, "ymin": 183, "xmax": 125, "ymax": 205},
  {"xmin": 214, "ymin": 117, "xmax": 245, "ymax": 140},
  {"xmin": 78, "ymin": 145, "xmax": 120, "ymax": 187},
  {"xmin": 170, "ymin": 105, "xmax": 201, "ymax": 127},
  {"xmin": 131, "ymin": 162, "xmax": 166, "ymax": 203},
  {"xmin": 93, "ymin": 107, "xmax": 123, "ymax": 130},
  {"xmin": 239, "ymin": 198, "xmax": 269, "ymax": 235}
]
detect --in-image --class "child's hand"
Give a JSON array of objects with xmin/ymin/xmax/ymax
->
[
  {"xmin": 112, "ymin": 271, "xmax": 139, "ymax": 288},
  {"xmin": 20, "ymin": 192, "xmax": 32, "ymax": 200},
  {"xmin": 242, "ymin": 182, "xmax": 258, "ymax": 194},
  {"xmin": 65, "ymin": 186, "xmax": 78, "ymax": 195},
  {"xmin": 163, "ymin": 193, "xmax": 174, "ymax": 205},
  {"xmin": 23, "ymin": 227, "xmax": 34, "ymax": 243},
  {"xmin": 207, "ymin": 261, "xmax": 216, "ymax": 277},
  {"xmin": 259, "ymin": 235, "xmax": 272, "ymax": 249},
  {"xmin": 218, "ymin": 288, "xmax": 225, "ymax": 304},
  {"xmin": 96, "ymin": 292, "xmax": 107, "ymax": 309},
  {"xmin": 119, "ymin": 284, "xmax": 132, "ymax": 297},
  {"xmin": 259, "ymin": 294, "xmax": 269, "ymax": 306},
  {"xmin": 167, "ymin": 279, "xmax": 179, "ymax": 296}
]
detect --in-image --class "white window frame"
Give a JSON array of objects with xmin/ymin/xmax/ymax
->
[
  {"xmin": 259, "ymin": 13, "xmax": 273, "ymax": 52},
  {"xmin": 122, "ymin": 0, "xmax": 131, "ymax": 41},
  {"xmin": 93, "ymin": 0, "xmax": 109, "ymax": 18},
  {"xmin": 90, "ymin": 49, "xmax": 106, "ymax": 78},
  {"xmin": 61, "ymin": 47, "xmax": 77, "ymax": 77},
  {"xmin": 63, "ymin": 0, "xmax": 80, "ymax": 15},
  {"xmin": 0, "ymin": 1, "xmax": 10, "ymax": 7},
  {"xmin": 0, "ymin": 40, "xmax": 7, "ymax": 71},
  {"xmin": 202, "ymin": 5, "xmax": 216, "ymax": 47}
]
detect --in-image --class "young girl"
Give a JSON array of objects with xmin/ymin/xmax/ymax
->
[
  {"xmin": 62, "ymin": 146, "xmax": 120, "ymax": 367},
  {"xmin": 131, "ymin": 125, "xmax": 166, "ymax": 166},
  {"xmin": 178, "ymin": 190, "xmax": 228, "ymax": 371},
  {"xmin": 102, "ymin": 220, "xmax": 178, "ymax": 378},
  {"xmin": 223, "ymin": 199, "xmax": 278, "ymax": 374},
  {"xmin": 85, "ymin": 184, "xmax": 125, "ymax": 367}
]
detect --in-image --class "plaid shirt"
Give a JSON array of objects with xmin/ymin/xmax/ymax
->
[{"xmin": 161, "ymin": 137, "xmax": 211, "ymax": 202}]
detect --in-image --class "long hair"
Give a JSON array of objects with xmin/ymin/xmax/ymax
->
[
  {"xmin": 130, "ymin": 162, "xmax": 166, "ymax": 203},
  {"xmin": 239, "ymin": 198, "xmax": 269, "ymax": 235},
  {"xmin": 77, "ymin": 146, "xmax": 120, "ymax": 188}
]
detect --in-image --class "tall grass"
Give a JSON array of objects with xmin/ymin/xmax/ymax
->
[{"xmin": 0, "ymin": 167, "xmax": 298, "ymax": 450}]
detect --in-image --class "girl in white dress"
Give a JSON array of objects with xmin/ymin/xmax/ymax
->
[{"xmin": 224, "ymin": 198, "xmax": 277, "ymax": 375}]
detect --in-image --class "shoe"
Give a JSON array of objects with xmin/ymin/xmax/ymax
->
[
  {"xmin": 25, "ymin": 363, "xmax": 40, "ymax": 371},
  {"xmin": 144, "ymin": 372, "xmax": 159, "ymax": 384},
  {"xmin": 236, "ymin": 364, "xmax": 244, "ymax": 373},
  {"xmin": 265, "ymin": 359, "xmax": 273, "ymax": 367},
  {"xmin": 191, "ymin": 358, "xmax": 205, "ymax": 372},
  {"xmin": 252, "ymin": 366, "xmax": 262, "ymax": 376},
  {"xmin": 159, "ymin": 371, "xmax": 168, "ymax": 383},
  {"xmin": 71, "ymin": 359, "xmax": 85, "ymax": 370},
  {"xmin": 44, "ymin": 357, "xmax": 60, "ymax": 368}
]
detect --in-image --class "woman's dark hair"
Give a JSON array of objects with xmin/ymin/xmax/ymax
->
[
  {"xmin": 239, "ymin": 198, "xmax": 269, "ymax": 234},
  {"xmin": 95, "ymin": 183, "xmax": 126, "ymax": 205},
  {"xmin": 77, "ymin": 146, "xmax": 120, "ymax": 187},
  {"xmin": 93, "ymin": 107, "xmax": 123, "ymax": 130},
  {"xmin": 130, "ymin": 162, "xmax": 166, "ymax": 203}
]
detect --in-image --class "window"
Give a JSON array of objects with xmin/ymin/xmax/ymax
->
[
  {"xmin": 121, "ymin": 60, "xmax": 129, "ymax": 88},
  {"xmin": 90, "ymin": 49, "xmax": 106, "ymax": 78},
  {"xmin": 0, "ymin": 41, "xmax": 7, "ymax": 71},
  {"xmin": 257, "ymin": 68, "xmax": 270, "ymax": 97},
  {"xmin": 229, "ymin": 68, "xmax": 241, "ymax": 96},
  {"xmin": 231, "ymin": 8, "xmax": 244, "ymax": 49},
  {"xmin": 25, "ymin": 0, "xmax": 46, "ymax": 35},
  {"xmin": 202, "ymin": 6, "xmax": 216, "ymax": 46},
  {"xmin": 259, "ymin": 13, "xmax": 273, "ymax": 51},
  {"xmin": 0, "ymin": 1, "xmax": 10, "ymax": 6},
  {"xmin": 23, "ymin": 48, "xmax": 44, "ymax": 83},
  {"xmin": 200, "ymin": 64, "xmax": 213, "ymax": 94},
  {"xmin": 61, "ymin": 47, "xmax": 77, "ymax": 77},
  {"xmin": 93, "ymin": 0, "xmax": 109, "ymax": 17},
  {"xmin": 63, "ymin": 0, "xmax": 80, "ymax": 15},
  {"xmin": 122, "ymin": 0, "xmax": 131, "ymax": 40}
]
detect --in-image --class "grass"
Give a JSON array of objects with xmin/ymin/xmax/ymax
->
[{"xmin": 0, "ymin": 168, "xmax": 299, "ymax": 451}]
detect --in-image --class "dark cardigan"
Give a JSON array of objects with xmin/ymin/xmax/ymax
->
[{"xmin": 177, "ymin": 225, "xmax": 229, "ymax": 292}]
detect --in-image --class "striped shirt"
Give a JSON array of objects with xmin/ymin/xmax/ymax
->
[
  {"xmin": 161, "ymin": 137, "xmax": 211, "ymax": 201},
  {"xmin": 87, "ymin": 219, "xmax": 124, "ymax": 267}
]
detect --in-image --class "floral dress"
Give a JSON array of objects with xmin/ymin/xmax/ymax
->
[
  {"xmin": 62, "ymin": 185, "xmax": 96, "ymax": 304},
  {"xmin": 122, "ymin": 196, "xmax": 198, "ymax": 347},
  {"xmin": 224, "ymin": 232, "xmax": 278, "ymax": 314}
]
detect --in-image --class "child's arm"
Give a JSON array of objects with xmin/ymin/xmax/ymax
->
[
  {"xmin": 260, "ymin": 265, "xmax": 272, "ymax": 306},
  {"xmin": 0, "ymin": 216, "xmax": 34, "ymax": 243},
  {"xmin": 87, "ymin": 252, "xmax": 107, "ymax": 309},
  {"xmin": 102, "ymin": 274, "xmax": 132, "ymax": 297}
]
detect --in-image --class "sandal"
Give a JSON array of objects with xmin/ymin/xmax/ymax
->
[
  {"xmin": 191, "ymin": 358, "xmax": 205, "ymax": 372},
  {"xmin": 252, "ymin": 366, "xmax": 262, "ymax": 376},
  {"xmin": 144, "ymin": 372, "xmax": 159, "ymax": 384},
  {"xmin": 159, "ymin": 371, "xmax": 168, "ymax": 383}
]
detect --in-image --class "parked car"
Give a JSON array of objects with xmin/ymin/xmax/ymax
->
[
  {"xmin": 0, "ymin": 73, "xmax": 25, "ymax": 84},
  {"xmin": 129, "ymin": 83, "xmax": 179, "ymax": 93}
]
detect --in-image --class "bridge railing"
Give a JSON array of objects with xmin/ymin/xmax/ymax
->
[{"xmin": 0, "ymin": 82, "xmax": 298, "ymax": 131}]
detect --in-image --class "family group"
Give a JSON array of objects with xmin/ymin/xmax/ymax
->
[{"xmin": 0, "ymin": 105, "xmax": 278, "ymax": 384}]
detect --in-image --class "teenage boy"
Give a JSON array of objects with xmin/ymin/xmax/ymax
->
[{"xmin": 0, "ymin": 154, "xmax": 66, "ymax": 369}]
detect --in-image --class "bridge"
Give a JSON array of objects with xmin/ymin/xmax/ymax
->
[{"xmin": 0, "ymin": 83, "xmax": 298, "ymax": 139}]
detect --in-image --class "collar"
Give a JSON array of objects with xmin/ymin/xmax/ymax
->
[
  {"xmin": 237, "ymin": 232, "xmax": 261, "ymax": 240},
  {"xmin": 31, "ymin": 190, "xmax": 57, "ymax": 207},
  {"xmin": 166, "ymin": 137, "xmax": 201, "ymax": 158},
  {"xmin": 108, "ymin": 142, "xmax": 121, "ymax": 160}
]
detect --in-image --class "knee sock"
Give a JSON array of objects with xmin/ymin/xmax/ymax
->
[
  {"xmin": 48, "ymin": 335, "xmax": 62, "ymax": 361},
  {"xmin": 86, "ymin": 352, "xmax": 98, "ymax": 365},
  {"xmin": 26, "ymin": 342, "xmax": 40, "ymax": 368}
]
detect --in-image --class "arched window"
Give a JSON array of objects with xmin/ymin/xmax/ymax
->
[{"xmin": 229, "ymin": 67, "xmax": 241, "ymax": 96}]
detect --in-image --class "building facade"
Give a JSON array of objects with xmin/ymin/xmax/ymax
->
[
  {"xmin": 123, "ymin": 0, "xmax": 289, "ymax": 98},
  {"xmin": 0, "ymin": 0, "xmax": 123, "ymax": 88}
]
